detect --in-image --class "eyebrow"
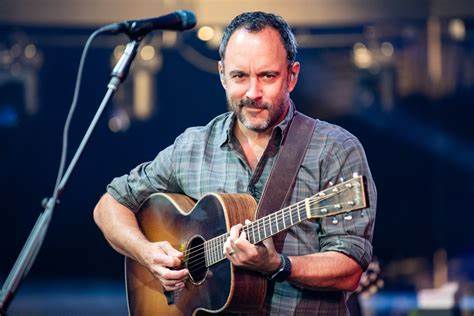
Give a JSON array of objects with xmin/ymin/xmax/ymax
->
[
  {"xmin": 259, "ymin": 71, "xmax": 280, "ymax": 76},
  {"xmin": 229, "ymin": 70, "xmax": 247, "ymax": 77},
  {"xmin": 228, "ymin": 70, "xmax": 280, "ymax": 77}
]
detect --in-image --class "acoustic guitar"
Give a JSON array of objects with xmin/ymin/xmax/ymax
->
[{"xmin": 125, "ymin": 174, "xmax": 368, "ymax": 315}]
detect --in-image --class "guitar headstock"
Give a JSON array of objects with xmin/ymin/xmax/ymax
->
[{"xmin": 309, "ymin": 173, "xmax": 367, "ymax": 219}]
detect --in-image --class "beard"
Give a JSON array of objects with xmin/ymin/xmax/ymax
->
[{"xmin": 227, "ymin": 96, "xmax": 287, "ymax": 132}]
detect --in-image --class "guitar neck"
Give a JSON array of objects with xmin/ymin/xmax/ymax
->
[
  {"xmin": 201, "ymin": 175, "xmax": 366, "ymax": 268},
  {"xmin": 203, "ymin": 197, "xmax": 313, "ymax": 267}
]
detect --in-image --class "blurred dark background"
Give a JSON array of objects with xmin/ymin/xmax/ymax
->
[{"xmin": 1, "ymin": 0, "xmax": 473, "ymax": 314}]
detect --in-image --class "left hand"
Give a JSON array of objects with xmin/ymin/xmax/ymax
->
[{"xmin": 223, "ymin": 220, "xmax": 282, "ymax": 274}]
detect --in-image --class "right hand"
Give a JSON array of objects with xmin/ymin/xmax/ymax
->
[{"xmin": 140, "ymin": 241, "xmax": 189, "ymax": 291}]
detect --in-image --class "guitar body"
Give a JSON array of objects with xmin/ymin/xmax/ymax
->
[{"xmin": 125, "ymin": 192, "xmax": 267, "ymax": 316}]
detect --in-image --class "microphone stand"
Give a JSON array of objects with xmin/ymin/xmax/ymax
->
[{"xmin": 0, "ymin": 39, "xmax": 141, "ymax": 315}]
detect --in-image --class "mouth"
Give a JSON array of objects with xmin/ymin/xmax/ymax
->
[{"xmin": 244, "ymin": 107, "xmax": 266, "ymax": 113}]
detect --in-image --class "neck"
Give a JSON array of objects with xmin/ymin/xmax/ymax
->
[{"xmin": 234, "ymin": 121, "xmax": 272, "ymax": 147}]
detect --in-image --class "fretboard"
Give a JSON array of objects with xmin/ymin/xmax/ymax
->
[
  {"xmin": 196, "ymin": 175, "xmax": 365, "ymax": 268},
  {"xmin": 203, "ymin": 196, "xmax": 314, "ymax": 267}
]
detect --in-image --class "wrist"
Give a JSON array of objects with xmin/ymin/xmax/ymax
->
[
  {"xmin": 267, "ymin": 254, "xmax": 292, "ymax": 282},
  {"xmin": 136, "ymin": 240, "xmax": 154, "ymax": 266},
  {"xmin": 265, "ymin": 252, "xmax": 283, "ymax": 274}
]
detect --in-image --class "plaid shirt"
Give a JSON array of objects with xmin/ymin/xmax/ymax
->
[{"xmin": 107, "ymin": 103, "xmax": 377, "ymax": 315}]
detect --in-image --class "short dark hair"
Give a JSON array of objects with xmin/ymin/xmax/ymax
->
[{"xmin": 219, "ymin": 11, "xmax": 297, "ymax": 64}]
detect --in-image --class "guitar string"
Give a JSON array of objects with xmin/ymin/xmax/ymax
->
[
  {"xmin": 182, "ymin": 197, "xmax": 317, "ymax": 264},
  {"xmin": 184, "ymin": 194, "xmax": 356, "ymax": 270},
  {"xmin": 181, "ymin": 185, "xmax": 352, "ymax": 259},
  {"xmin": 181, "ymin": 185, "xmax": 354, "ymax": 263},
  {"xmin": 182, "ymin": 186, "xmax": 356, "ymax": 269}
]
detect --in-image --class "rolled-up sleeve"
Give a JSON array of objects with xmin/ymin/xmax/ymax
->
[
  {"xmin": 318, "ymin": 137, "xmax": 377, "ymax": 270},
  {"xmin": 106, "ymin": 142, "xmax": 182, "ymax": 212}
]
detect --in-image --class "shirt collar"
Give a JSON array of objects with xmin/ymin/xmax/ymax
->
[{"xmin": 218, "ymin": 100, "xmax": 296, "ymax": 149}]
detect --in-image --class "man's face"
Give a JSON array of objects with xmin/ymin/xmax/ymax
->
[{"xmin": 219, "ymin": 27, "xmax": 300, "ymax": 133}]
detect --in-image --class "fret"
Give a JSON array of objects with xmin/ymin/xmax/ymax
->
[
  {"xmin": 283, "ymin": 209, "xmax": 289, "ymax": 228},
  {"xmin": 297, "ymin": 203, "xmax": 302, "ymax": 222},
  {"xmin": 203, "ymin": 241, "xmax": 208, "ymax": 267},
  {"xmin": 263, "ymin": 216, "xmax": 269, "ymax": 239},
  {"xmin": 257, "ymin": 218, "xmax": 262, "ymax": 242},
  {"xmin": 271, "ymin": 213, "xmax": 278, "ymax": 235},
  {"xmin": 214, "ymin": 237, "xmax": 219, "ymax": 264},
  {"xmin": 291, "ymin": 205, "xmax": 298, "ymax": 225},
  {"xmin": 251, "ymin": 224, "xmax": 256, "ymax": 245},
  {"xmin": 275, "ymin": 211, "xmax": 280, "ymax": 231},
  {"xmin": 283, "ymin": 208, "xmax": 290, "ymax": 228},
  {"xmin": 300, "ymin": 203, "xmax": 308, "ymax": 220},
  {"xmin": 216, "ymin": 237, "xmax": 220, "ymax": 264},
  {"xmin": 277, "ymin": 210, "xmax": 284, "ymax": 230},
  {"xmin": 304, "ymin": 198, "xmax": 311, "ymax": 218},
  {"xmin": 244, "ymin": 226, "xmax": 251, "ymax": 244},
  {"xmin": 269, "ymin": 215, "xmax": 273, "ymax": 235},
  {"xmin": 289, "ymin": 205, "xmax": 294, "ymax": 225},
  {"xmin": 217, "ymin": 236, "xmax": 224, "ymax": 261},
  {"xmin": 211, "ymin": 237, "xmax": 216, "ymax": 265}
]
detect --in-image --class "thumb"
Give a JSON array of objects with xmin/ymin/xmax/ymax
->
[
  {"xmin": 160, "ymin": 242, "xmax": 183, "ymax": 257},
  {"xmin": 262, "ymin": 237, "xmax": 276, "ymax": 251}
]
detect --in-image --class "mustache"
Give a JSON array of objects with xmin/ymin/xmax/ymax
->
[{"xmin": 239, "ymin": 98, "xmax": 268, "ymax": 109}]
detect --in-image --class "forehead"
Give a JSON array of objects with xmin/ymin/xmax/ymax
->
[{"xmin": 223, "ymin": 27, "xmax": 288, "ymax": 69}]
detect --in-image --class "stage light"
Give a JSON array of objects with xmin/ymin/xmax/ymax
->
[
  {"xmin": 448, "ymin": 19, "xmax": 465, "ymax": 41},
  {"xmin": 140, "ymin": 45, "xmax": 155, "ymax": 61},
  {"xmin": 381, "ymin": 42, "xmax": 394, "ymax": 57},
  {"xmin": 113, "ymin": 45, "xmax": 125, "ymax": 60},
  {"xmin": 353, "ymin": 42, "xmax": 373, "ymax": 69},
  {"xmin": 108, "ymin": 109, "xmax": 130, "ymax": 133},
  {"xmin": 197, "ymin": 26, "xmax": 214, "ymax": 42},
  {"xmin": 24, "ymin": 44, "xmax": 37, "ymax": 59}
]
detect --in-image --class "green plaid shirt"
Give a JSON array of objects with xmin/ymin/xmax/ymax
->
[{"xmin": 107, "ymin": 103, "xmax": 377, "ymax": 315}]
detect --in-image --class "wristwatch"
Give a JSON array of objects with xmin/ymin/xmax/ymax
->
[{"xmin": 267, "ymin": 254, "xmax": 292, "ymax": 282}]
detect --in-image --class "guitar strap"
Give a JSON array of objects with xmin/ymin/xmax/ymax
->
[{"xmin": 255, "ymin": 111, "xmax": 317, "ymax": 253}]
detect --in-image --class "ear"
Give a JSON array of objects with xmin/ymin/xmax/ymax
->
[
  {"xmin": 287, "ymin": 61, "xmax": 300, "ymax": 93},
  {"xmin": 218, "ymin": 61, "xmax": 226, "ymax": 89}
]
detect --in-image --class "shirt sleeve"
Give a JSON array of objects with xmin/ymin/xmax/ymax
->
[
  {"xmin": 106, "ymin": 141, "xmax": 182, "ymax": 212},
  {"xmin": 318, "ymin": 136, "xmax": 377, "ymax": 271}
]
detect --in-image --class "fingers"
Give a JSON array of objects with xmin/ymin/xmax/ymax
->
[
  {"xmin": 143, "ymin": 241, "xmax": 188, "ymax": 291},
  {"xmin": 152, "ymin": 241, "xmax": 183, "ymax": 268},
  {"xmin": 262, "ymin": 237, "xmax": 276, "ymax": 252},
  {"xmin": 224, "ymin": 221, "xmax": 257, "ymax": 264},
  {"xmin": 229, "ymin": 223, "xmax": 242, "ymax": 241},
  {"xmin": 223, "ymin": 223, "xmax": 242, "ymax": 257},
  {"xmin": 156, "ymin": 266, "xmax": 189, "ymax": 280},
  {"xmin": 154, "ymin": 266, "xmax": 188, "ymax": 291}
]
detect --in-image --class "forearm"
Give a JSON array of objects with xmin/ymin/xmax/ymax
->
[
  {"xmin": 93, "ymin": 193, "xmax": 149, "ymax": 264},
  {"xmin": 288, "ymin": 251, "xmax": 362, "ymax": 291}
]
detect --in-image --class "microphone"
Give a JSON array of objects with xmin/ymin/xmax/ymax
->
[{"xmin": 100, "ymin": 10, "xmax": 196, "ymax": 38}]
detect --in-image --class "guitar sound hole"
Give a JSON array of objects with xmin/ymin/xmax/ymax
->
[{"xmin": 185, "ymin": 235, "xmax": 208, "ymax": 284}]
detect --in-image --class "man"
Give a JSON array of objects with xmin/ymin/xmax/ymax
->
[{"xmin": 94, "ymin": 11, "xmax": 376, "ymax": 314}]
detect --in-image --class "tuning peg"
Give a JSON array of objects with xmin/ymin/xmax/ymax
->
[
  {"xmin": 339, "ymin": 177, "xmax": 344, "ymax": 183},
  {"xmin": 329, "ymin": 181, "xmax": 334, "ymax": 186},
  {"xmin": 352, "ymin": 172, "xmax": 359, "ymax": 178},
  {"xmin": 332, "ymin": 217, "xmax": 338, "ymax": 225}
]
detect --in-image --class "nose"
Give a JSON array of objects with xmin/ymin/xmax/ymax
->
[{"xmin": 245, "ymin": 77, "xmax": 263, "ymax": 100}]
